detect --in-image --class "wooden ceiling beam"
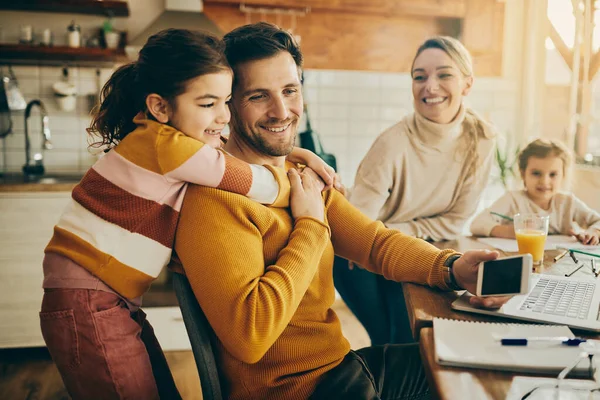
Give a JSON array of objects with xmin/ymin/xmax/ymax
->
[
  {"xmin": 548, "ymin": 17, "xmax": 574, "ymax": 69},
  {"xmin": 203, "ymin": 0, "xmax": 467, "ymax": 18},
  {"xmin": 589, "ymin": 50, "xmax": 600, "ymax": 78},
  {"xmin": 547, "ymin": 10, "xmax": 600, "ymax": 80}
]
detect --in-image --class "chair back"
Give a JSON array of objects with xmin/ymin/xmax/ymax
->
[{"xmin": 173, "ymin": 273, "xmax": 223, "ymax": 400}]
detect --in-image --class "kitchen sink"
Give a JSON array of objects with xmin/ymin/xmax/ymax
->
[{"xmin": 0, "ymin": 173, "xmax": 84, "ymax": 185}]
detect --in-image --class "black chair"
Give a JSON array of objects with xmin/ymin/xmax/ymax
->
[{"xmin": 172, "ymin": 272, "xmax": 223, "ymax": 400}]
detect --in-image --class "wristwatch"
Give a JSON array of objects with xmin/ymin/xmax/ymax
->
[{"xmin": 442, "ymin": 254, "xmax": 463, "ymax": 291}]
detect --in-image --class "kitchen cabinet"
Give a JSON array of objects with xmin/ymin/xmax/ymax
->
[
  {"xmin": 0, "ymin": 191, "xmax": 70, "ymax": 348},
  {"xmin": 0, "ymin": 190, "xmax": 180, "ymax": 349}
]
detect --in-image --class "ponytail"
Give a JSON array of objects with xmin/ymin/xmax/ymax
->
[
  {"xmin": 87, "ymin": 63, "xmax": 141, "ymax": 148},
  {"xmin": 462, "ymin": 108, "xmax": 482, "ymax": 179}
]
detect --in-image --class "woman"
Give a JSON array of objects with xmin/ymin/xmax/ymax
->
[{"xmin": 334, "ymin": 36, "xmax": 497, "ymax": 344}]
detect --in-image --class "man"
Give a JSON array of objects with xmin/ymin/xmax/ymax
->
[{"xmin": 174, "ymin": 22, "xmax": 507, "ymax": 400}]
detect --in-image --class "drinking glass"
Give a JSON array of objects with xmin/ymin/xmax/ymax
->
[{"xmin": 514, "ymin": 213, "xmax": 549, "ymax": 266}]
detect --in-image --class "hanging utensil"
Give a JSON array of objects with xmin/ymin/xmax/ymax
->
[
  {"xmin": 0, "ymin": 69, "xmax": 12, "ymax": 176},
  {"xmin": 298, "ymin": 103, "xmax": 337, "ymax": 170},
  {"xmin": 298, "ymin": 71, "xmax": 337, "ymax": 169},
  {"xmin": 2, "ymin": 66, "xmax": 27, "ymax": 111},
  {"xmin": 0, "ymin": 67, "xmax": 13, "ymax": 139},
  {"xmin": 87, "ymin": 68, "xmax": 101, "ymax": 112}
]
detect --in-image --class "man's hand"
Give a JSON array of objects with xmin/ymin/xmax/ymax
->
[{"xmin": 452, "ymin": 249, "xmax": 512, "ymax": 309}]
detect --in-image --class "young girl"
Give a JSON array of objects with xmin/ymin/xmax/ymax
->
[
  {"xmin": 470, "ymin": 138, "xmax": 600, "ymax": 245},
  {"xmin": 39, "ymin": 28, "xmax": 335, "ymax": 400}
]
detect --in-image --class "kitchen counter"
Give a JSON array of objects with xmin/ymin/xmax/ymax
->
[
  {"xmin": 0, "ymin": 182, "xmax": 78, "ymax": 192},
  {"xmin": 0, "ymin": 173, "xmax": 82, "ymax": 192}
]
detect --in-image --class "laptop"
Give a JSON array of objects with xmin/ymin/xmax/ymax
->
[{"xmin": 452, "ymin": 273, "xmax": 600, "ymax": 332}]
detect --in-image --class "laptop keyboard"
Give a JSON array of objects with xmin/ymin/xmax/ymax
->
[{"xmin": 519, "ymin": 277, "xmax": 595, "ymax": 320}]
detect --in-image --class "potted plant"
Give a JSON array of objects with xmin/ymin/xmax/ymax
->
[
  {"xmin": 495, "ymin": 137, "xmax": 520, "ymax": 189},
  {"xmin": 103, "ymin": 17, "xmax": 120, "ymax": 50}
]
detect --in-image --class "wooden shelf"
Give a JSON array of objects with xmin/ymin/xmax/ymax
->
[
  {"xmin": 0, "ymin": 0, "xmax": 129, "ymax": 17},
  {"xmin": 0, "ymin": 44, "xmax": 127, "ymax": 65}
]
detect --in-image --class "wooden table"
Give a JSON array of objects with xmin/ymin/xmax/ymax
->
[
  {"xmin": 418, "ymin": 327, "xmax": 526, "ymax": 400},
  {"xmin": 403, "ymin": 237, "xmax": 598, "ymax": 400}
]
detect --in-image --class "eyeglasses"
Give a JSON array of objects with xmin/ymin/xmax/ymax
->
[{"xmin": 520, "ymin": 351, "xmax": 599, "ymax": 399}]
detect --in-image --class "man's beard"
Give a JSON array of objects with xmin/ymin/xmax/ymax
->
[
  {"xmin": 233, "ymin": 117, "xmax": 296, "ymax": 157},
  {"xmin": 251, "ymin": 124, "xmax": 296, "ymax": 157}
]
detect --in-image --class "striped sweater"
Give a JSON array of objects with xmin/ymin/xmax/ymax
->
[{"xmin": 44, "ymin": 114, "xmax": 289, "ymax": 299}]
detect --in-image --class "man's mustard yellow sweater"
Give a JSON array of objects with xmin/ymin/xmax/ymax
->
[{"xmin": 175, "ymin": 172, "xmax": 457, "ymax": 399}]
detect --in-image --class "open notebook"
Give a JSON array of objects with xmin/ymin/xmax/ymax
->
[{"xmin": 433, "ymin": 318, "xmax": 594, "ymax": 375}]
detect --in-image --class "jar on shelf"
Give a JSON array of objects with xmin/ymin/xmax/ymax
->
[
  {"xmin": 40, "ymin": 28, "xmax": 52, "ymax": 46},
  {"xmin": 67, "ymin": 20, "xmax": 81, "ymax": 48},
  {"xmin": 19, "ymin": 25, "xmax": 33, "ymax": 44}
]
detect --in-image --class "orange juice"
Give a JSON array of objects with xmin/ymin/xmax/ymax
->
[{"xmin": 515, "ymin": 229, "xmax": 547, "ymax": 264}]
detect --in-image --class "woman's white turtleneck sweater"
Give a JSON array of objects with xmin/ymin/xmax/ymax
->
[{"xmin": 348, "ymin": 106, "xmax": 496, "ymax": 241}]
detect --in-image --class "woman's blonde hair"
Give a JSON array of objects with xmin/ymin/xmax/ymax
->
[
  {"xmin": 411, "ymin": 36, "xmax": 473, "ymax": 78},
  {"xmin": 412, "ymin": 36, "xmax": 484, "ymax": 179},
  {"xmin": 518, "ymin": 138, "xmax": 573, "ymax": 178}
]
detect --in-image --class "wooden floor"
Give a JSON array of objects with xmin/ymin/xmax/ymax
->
[{"xmin": 0, "ymin": 300, "xmax": 369, "ymax": 400}]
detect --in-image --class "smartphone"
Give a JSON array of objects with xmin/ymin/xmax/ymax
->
[{"xmin": 476, "ymin": 254, "xmax": 532, "ymax": 297}]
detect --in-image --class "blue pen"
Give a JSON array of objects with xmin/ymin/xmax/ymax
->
[{"xmin": 500, "ymin": 337, "xmax": 586, "ymax": 346}]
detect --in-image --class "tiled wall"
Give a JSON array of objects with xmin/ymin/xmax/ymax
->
[
  {"xmin": 301, "ymin": 69, "xmax": 519, "ymax": 187},
  {"xmin": 1, "ymin": 65, "xmax": 115, "ymax": 174},
  {"xmin": 1, "ymin": 66, "xmax": 519, "ymax": 187}
]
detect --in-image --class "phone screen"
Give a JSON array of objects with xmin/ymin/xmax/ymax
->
[{"xmin": 480, "ymin": 257, "xmax": 523, "ymax": 295}]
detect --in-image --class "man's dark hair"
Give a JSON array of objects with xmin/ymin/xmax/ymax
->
[{"xmin": 223, "ymin": 22, "xmax": 303, "ymax": 85}]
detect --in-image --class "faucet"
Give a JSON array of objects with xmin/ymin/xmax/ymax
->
[{"xmin": 23, "ymin": 99, "xmax": 52, "ymax": 177}]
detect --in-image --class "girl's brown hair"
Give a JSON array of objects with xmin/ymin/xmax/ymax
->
[
  {"xmin": 518, "ymin": 138, "xmax": 573, "ymax": 177},
  {"xmin": 88, "ymin": 29, "xmax": 230, "ymax": 149}
]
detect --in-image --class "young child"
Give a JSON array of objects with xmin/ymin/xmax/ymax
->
[
  {"xmin": 39, "ymin": 29, "xmax": 336, "ymax": 400},
  {"xmin": 470, "ymin": 138, "xmax": 600, "ymax": 245}
]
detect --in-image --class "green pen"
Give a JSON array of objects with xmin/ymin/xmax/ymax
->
[
  {"xmin": 490, "ymin": 211, "xmax": 514, "ymax": 222},
  {"xmin": 569, "ymin": 248, "xmax": 600, "ymax": 259}
]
